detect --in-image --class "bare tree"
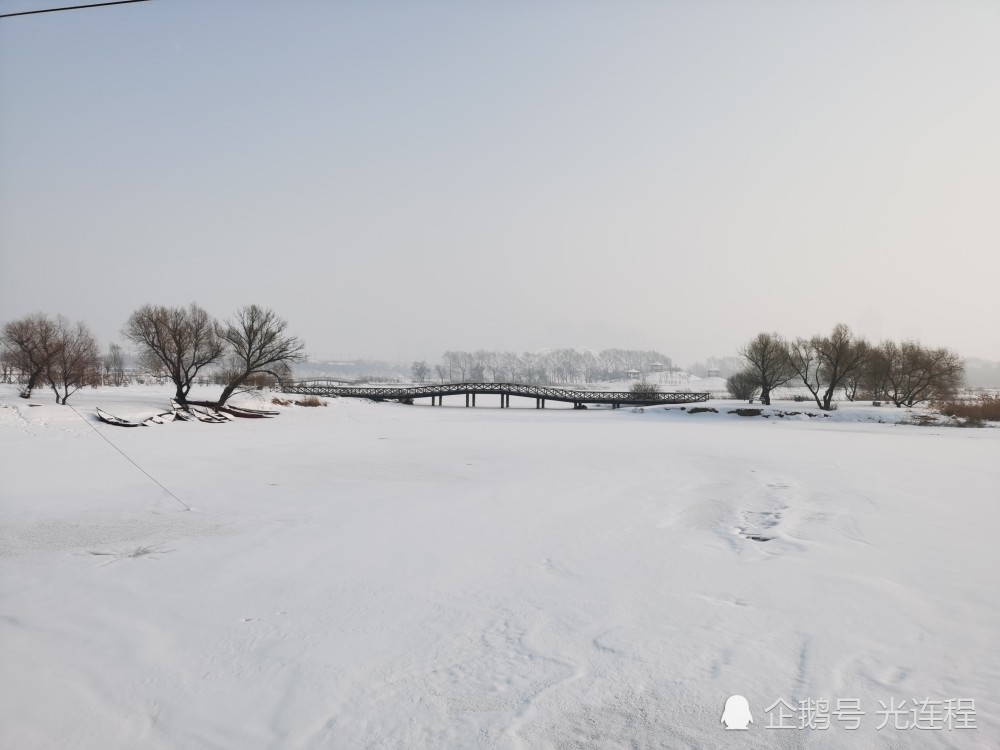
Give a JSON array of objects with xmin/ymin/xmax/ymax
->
[
  {"xmin": 215, "ymin": 305, "xmax": 306, "ymax": 406},
  {"xmin": 103, "ymin": 342, "xmax": 128, "ymax": 386},
  {"xmin": 863, "ymin": 344, "xmax": 894, "ymax": 402},
  {"xmin": 476, "ymin": 350, "xmax": 499, "ymax": 382},
  {"xmin": 123, "ymin": 303, "xmax": 224, "ymax": 404},
  {"xmin": 786, "ymin": 337, "xmax": 824, "ymax": 408},
  {"xmin": 411, "ymin": 361, "xmax": 429, "ymax": 383},
  {"xmin": 739, "ymin": 332, "xmax": 794, "ymax": 405},
  {"xmin": 879, "ymin": 341, "xmax": 964, "ymax": 407},
  {"xmin": 1, "ymin": 313, "xmax": 63, "ymax": 398},
  {"xmin": 726, "ymin": 370, "xmax": 761, "ymax": 403},
  {"xmin": 0, "ymin": 348, "xmax": 14, "ymax": 384},
  {"xmin": 499, "ymin": 351, "xmax": 520, "ymax": 382},
  {"xmin": 787, "ymin": 325, "xmax": 868, "ymax": 410},
  {"xmin": 581, "ymin": 351, "xmax": 602, "ymax": 382},
  {"xmin": 45, "ymin": 317, "xmax": 101, "ymax": 404},
  {"xmin": 469, "ymin": 350, "xmax": 489, "ymax": 381},
  {"xmin": 840, "ymin": 369, "xmax": 864, "ymax": 401},
  {"xmin": 816, "ymin": 325, "xmax": 868, "ymax": 410},
  {"xmin": 442, "ymin": 351, "xmax": 464, "ymax": 381}
]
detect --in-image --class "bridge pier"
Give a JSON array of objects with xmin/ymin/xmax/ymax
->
[
  {"xmin": 472, "ymin": 393, "xmax": 476, "ymax": 407},
  {"xmin": 465, "ymin": 393, "xmax": 469, "ymax": 407}
]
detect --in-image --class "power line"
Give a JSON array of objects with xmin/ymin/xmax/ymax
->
[
  {"xmin": 0, "ymin": 0, "xmax": 152, "ymax": 19},
  {"xmin": 69, "ymin": 404, "xmax": 192, "ymax": 512}
]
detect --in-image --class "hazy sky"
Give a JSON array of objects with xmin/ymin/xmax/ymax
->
[{"xmin": 1, "ymin": 0, "xmax": 998, "ymax": 366}]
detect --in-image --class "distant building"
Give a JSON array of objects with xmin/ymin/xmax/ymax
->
[
  {"xmin": 649, "ymin": 362, "xmax": 666, "ymax": 373},
  {"xmin": 707, "ymin": 367, "xmax": 720, "ymax": 378},
  {"xmin": 625, "ymin": 368, "xmax": 641, "ymax": 379}
]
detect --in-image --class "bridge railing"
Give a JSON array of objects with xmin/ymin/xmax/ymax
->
[{"xmin": 278, "ymin": 381, "xmax": 710, "ymax": 406}]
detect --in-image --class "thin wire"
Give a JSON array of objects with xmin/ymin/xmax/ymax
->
[
  {"xmin": 69, "ymin": 404, "xmax": 191, "ymax": 511},
  {"xmin": 0, "ymin": 0, "xmax": 152, "ymax": 19}
]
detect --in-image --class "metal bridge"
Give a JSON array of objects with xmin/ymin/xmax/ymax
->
[{"xmin": 279, "ymin": 381, "xmax": 711, "ymax": 409}]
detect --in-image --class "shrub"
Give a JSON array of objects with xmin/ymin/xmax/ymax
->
[
  {"xmin": 629, "ymin": 381, "xmax": 659, "ymax": 399},
  {"xmin": 934, "ymin": 394, "xmax": 1000, "ymax": 423},
  {"xmin": 294, "ymin": 396, "xmax": 326, "ymax": 407},
  {"xmin": 726, "ymin": 370, "xmax": 760, "ymax": 402}
]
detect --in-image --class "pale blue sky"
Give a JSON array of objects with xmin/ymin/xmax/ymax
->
[{"xmin": 1, "ymin": 0, "xmax": 998, "ymax": 364}]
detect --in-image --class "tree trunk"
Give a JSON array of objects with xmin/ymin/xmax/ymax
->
[
  {"xmin": 761, "ymin": 388, "xmax": 771, "ymax": 405},
  {"xmin": 217, "ymin": 379, "xmax": 243, "ymax": 407},
  {"xmin": 21, "ymin": 369, "xmax": 42, "ymax": 397}
]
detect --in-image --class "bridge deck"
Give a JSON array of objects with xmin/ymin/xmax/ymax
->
[{"xmin": 281, "ymin": 381, "xmax": 710, "ymax": 407}]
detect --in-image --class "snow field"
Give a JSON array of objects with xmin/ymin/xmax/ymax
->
[{"xmin": 1, "ymin": 385, "xmax": 997, "ymax": 749}]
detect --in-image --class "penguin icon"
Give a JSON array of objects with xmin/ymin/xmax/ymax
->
[{"xmin": 721, "ymin": 695, "xmax": 753, "ymax": 730}]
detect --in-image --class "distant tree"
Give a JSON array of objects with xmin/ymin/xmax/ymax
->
[
  {"xmin": 787, "ymin": 325, "xmax": 868, "ymax": 410},
  {"xmin": 862, "ymin": 343, "xmax": 894, "ymax": 401},
  {"xmin": 739, "ymin": 332, "xmax": 795, "ymax": 406},
  {"xmin": 599, "ymin": 349, "xmax": 624, "ymax": 379},
  {"xmin": 475, "ymin": 350, "xmax": 499, "ymax": 382},
  {"xmin": 521, "ymin": 351, "xmax": 542, "ymax": 383},
  {"xmin": 581, "ymin": 351, "xmax": 602, "ymax": 382},
  {"xmin": 45, "ymin": 317, "xmax": 100, "ymax": 404},
  {"xmin": 840, "ymin": 369, "xmax": 864, "ymax": 401},
  {"xmin": 103, "ymin": 342, "xmax": 128, "ymax": 386},
  {"xmin": 786, "ymin": 337, "xmax": 824, "ymax": 407},
  {"xmin": 433, "ymin": 363, "xmax": 447, "ymax": 383},
  {"xmin": 215, "ymin": 305, "xmax": 306, "ymax": 406},
  {"xmin": 816, "ymin": 325, "xmax": 869, "ymax": 409},
  {"xmin": 442, "ymin": 351, "xmax": 465, "ymax": 380},
  {"xmin": 726, "ymin": 370, "xmax": 761, "ymax": 403},
  {"xmin": 123, "ymin": 303, "xmax": 224, "ymax": 404},
  {"xmin": 962, "ymin": 358, "xmax": 1000, "ymax": 389},
  {"xmin": 411, "ymin": 361, "xmax": 429, "ymax": 383},
  {"xmin": 499, "ymin": 351, "xmax": 520, "ymax": 382},
  {"xmin": 878, "ymin": 341, "xmax": 964, "ymax": 407},
  {"xmin": 0, "ymin": 348, "xmax": 13, "ymax": 384},
  {"xmin": 1, "ymin": 313, "xmax": 63, "ymax": 398}
]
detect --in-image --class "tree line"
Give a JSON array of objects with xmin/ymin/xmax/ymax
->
[
  {"xmin": 412, "ymin": 348, "xmax": 675, "ymax": 385},
  {"xmin": 1, "ymin": 303, "xmax": 304, "ymax": 406},
  {"xmin": 730, "ymin": 324, "xmax": 964, "ymax": 409}
]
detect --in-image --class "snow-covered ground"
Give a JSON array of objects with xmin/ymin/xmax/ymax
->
[{"xmin": 1, "ymin": 384, "xmax": 997, "ymax": 749}]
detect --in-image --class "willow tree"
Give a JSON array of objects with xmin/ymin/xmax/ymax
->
[
  {"xmin": 45, "ymin": 317, "xmax": 100, "ymax": 404},
  {"xmin": 738, "ymin": 332, "xmax": 794, "ymax": 406},
  {"xmin": 215, "ymin": 305, "xmax": 305, "ymax": 406},
  {"xmin": 1, "ymin": 313, "xmax": 63, "ymax": 398},
  {"xmin": 123, "ymin": 303, "xmax": 224, "ymax": 404}
]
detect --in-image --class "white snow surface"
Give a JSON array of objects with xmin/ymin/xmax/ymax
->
[{"xmin": 1, "ymin": 385, "xmax": 998, "ymax": 749}]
